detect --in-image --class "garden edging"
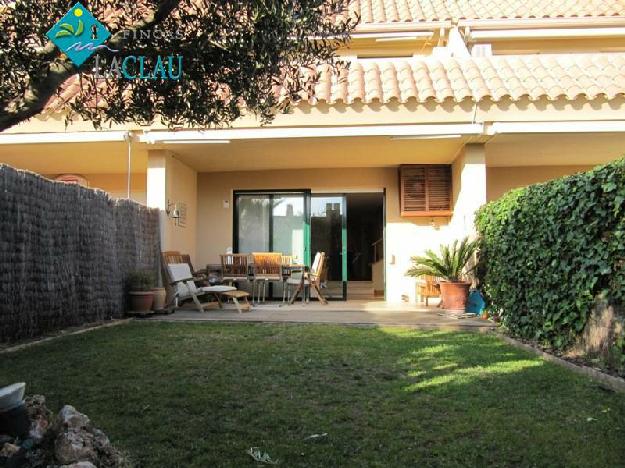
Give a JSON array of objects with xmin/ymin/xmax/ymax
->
[
  {"xmin": 496, "ymin": 333, "xmax": 625, "ymax": 394},
  {"xmin": 0, "ymin": 319, "xmax": 131, "ymax": 354}
]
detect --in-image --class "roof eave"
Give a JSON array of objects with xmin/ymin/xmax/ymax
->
[
  {"xmin": 354, "ymin": 21, "xmax": 452, "ymax": 33},
  {"xmin": 458, "ymin": 16, "xmax": 625, "ymax": 30}
]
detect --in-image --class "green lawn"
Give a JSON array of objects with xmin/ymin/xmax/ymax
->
[{"xmin": 1, "ymin": 322, "xmax": 624, "ymax": 467}]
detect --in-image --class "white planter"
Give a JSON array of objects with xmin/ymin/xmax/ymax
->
[{"xmin": 0, "ymin": 383, "xmax": 26, "ymax": 412}]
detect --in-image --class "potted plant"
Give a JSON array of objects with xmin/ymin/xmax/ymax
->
[
  {"xmin": 151, "ymin": 285, "xmax": 167, "ymax": 312},
  {"xmin": 406, "ymin": 237, "xmax": 478, "ymax": 310},
  {"xmin": 126, "ymin": 270, "xmax": 156, "ymax": 315}
]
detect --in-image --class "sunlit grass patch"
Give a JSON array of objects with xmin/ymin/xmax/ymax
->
[{"xmin": 1, "ymin": 322, "xmax": 623, "ymax": 467}]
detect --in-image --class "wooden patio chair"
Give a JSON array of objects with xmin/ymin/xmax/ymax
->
[
  {"xmin": 287, "ymin": 252, "xmax": 328, "ymax": 305},
  {"xmin": 162, "ymin": 251, "xmax": 206, "ymax": 283},
  {"xmin": 417, "ymin": 275, "xmax": 441, "ymax": 306},
  {"xmin": 166, "ymin": 263, "xmax": 250, "ymax": 313},
  {"xmin": 220, "ymin": 253, "xmax": 250, "ymax": 285},
  {"xmin": 251, "ymin": 252, "xmax": 283, "ymax": 303},
  {"xmin": 162, "ymin": 250, "xmax": 184, "ymax": 264}
]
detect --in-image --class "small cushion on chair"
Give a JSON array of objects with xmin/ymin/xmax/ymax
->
[{"xmin": 201, "ymin": 285, "xmax": 237, "ymax": 293}]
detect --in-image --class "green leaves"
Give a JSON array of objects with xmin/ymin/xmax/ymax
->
[
  {"xmin": 59, "ymin": 22, "xmax": 75, "ymax": 34},
  {"xmin": 407, "ymin": 237, "xmax": 479, "ymax": 282},
  {"xmin": 54, "ymin": 30, "xmax": 71, "ymax": 38},
  {"xmin": 1, "ymin": 0, "xmax": 357, "ymax": 132},
  {"xmin": 54, "ymin": 20, "xmax": 84, "ymax": 39},
  {"xmin": 476, "ymin": 159, "xmax": 625, "ymax": 350}
]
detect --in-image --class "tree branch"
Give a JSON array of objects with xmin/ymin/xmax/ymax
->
[{"xmin": 0, "ymin": 0, "xmax": 181, "ymax": 132}]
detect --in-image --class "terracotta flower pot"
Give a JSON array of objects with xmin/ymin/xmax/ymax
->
[
  {"xmin": 439, "ymin": 281, "xmax": 471, "ymax": 310},
  {"xmin": 128, "ymin": 291, "xmax": 154, "ymax": 314},
  {"xmin": 151, "ymin": 287, "xmax": 167, "ymax": 312}
]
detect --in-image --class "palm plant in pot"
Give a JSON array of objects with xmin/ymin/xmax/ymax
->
[
  {"xmin": 126, "ymin": 270, "xmax": 156, "ymax": 315},
  {"xmin": 406, "ymin": 237, "xmax": 478, "ymax": 310}
]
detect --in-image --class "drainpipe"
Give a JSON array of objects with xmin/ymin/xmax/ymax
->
[{"xmin": 123, "ymin": 131, "xmax": 133, "ymax": 199}]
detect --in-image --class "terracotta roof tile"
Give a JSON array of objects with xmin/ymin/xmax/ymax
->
[
  {"xmin": 44, "ymin": 53, "xmax": 625, "ymax": 113},
  {"xmin": 307, "ymin": 53, "xmax": 625, "ymax": 104},
  {"xmin": 351, "ymin": 0, "xmax": 625, "ymax": 23}
]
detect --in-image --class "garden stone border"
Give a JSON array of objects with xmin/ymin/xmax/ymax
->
[
  {"xmin": 496, "ymin": 333, "xmax": 625, "ymax": 394},
  {"xmin": 0, "ymin": 319, "xmax": 131, "ymax": 354}
]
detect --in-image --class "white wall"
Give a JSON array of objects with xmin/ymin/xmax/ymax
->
[{"xmin": 147, "ymin": 150, "xmax": 198, "ymax": 263}]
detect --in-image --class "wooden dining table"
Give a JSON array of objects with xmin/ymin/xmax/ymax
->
[{"xmin": 205, "ymin": 262, "xmax": 310, "ymax": 302}]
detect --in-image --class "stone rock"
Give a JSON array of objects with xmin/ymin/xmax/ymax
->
[
  {"xmin": 55, "ymin": 406, "xmax": 91, "ymax": 432},
  {"xmin": 25, "ymin": 395, "xmax": 52, "ymax": 443},
  {"xmin": 0, "ymin": 396, "xmax": 127, "ymax": 468},
  {"xmin": 0, "ymin": 442, "xmax": 20, "ymax": 457},
  {"xmin": 54, "ymin": 427, "xmax": 96, "ymax": 465}
]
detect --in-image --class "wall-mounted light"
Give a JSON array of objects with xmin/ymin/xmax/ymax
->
[{"xmin": 166, "ymin": 200, "xmax": 180, "ymax": 219}]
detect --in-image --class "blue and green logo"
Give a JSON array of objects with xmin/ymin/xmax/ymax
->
[{"xmin": 46, "ymin": 2, "xmax": 111, "ymax": 67}]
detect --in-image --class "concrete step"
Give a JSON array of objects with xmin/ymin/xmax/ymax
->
[{"xmin": 347, "ymin": 281, "xmax": 375, "ymax": 299}]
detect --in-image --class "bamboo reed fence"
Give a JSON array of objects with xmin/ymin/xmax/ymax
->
[{"xmin": 0, "ymin": 165, "xmax": 160, "ymax": 342}]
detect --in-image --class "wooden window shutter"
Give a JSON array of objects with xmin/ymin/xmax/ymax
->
[{"xmin": 400, "ymin": 165, "xmax": 452, "ymax": 217}]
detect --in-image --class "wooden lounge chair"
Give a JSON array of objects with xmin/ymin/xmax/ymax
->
[
  {"xmin": 162, "ymin": 251, "xmax": 207, "ymax": 284},
  {"xmin": 167, "ymin": 263, "xmax": 250, "ymax": 313},
  {"xmin": 417, "ymin": 275, "xmax": 441, "ymax": 306},
  {"xmin": 287, "ymin": 252, "xmax": 328, "ymax": 305}
]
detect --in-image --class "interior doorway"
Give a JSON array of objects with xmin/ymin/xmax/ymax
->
[{"xmin": 346, "ymin": 193, "xmax": 384, "ymax": 300}]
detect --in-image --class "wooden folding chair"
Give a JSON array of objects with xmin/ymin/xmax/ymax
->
[
  {"xmin": 287, "ymin": 252, "xmax": 328, "ymax": 305},
  {"xmin": 220, "ymin": 253, "xmax": 250, "ymax": 285},
  {"xmin": 251, "ymin": 252, "xmax": 283, "ymax": 302}
]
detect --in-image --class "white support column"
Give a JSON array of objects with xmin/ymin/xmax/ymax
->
[
  {"xmin": 450, "ymin": 143, "xmax": 487, "ymax": 238},
  {"xmin": 147, "ymin": 150, "xmax": 169, "ymax": 249},
  {"xmin": 146, "ymin": 149, "xmax": 198, "ymax": 262}
]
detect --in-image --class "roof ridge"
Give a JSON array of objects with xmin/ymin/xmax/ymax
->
[{"xmin": 348, "ymin": 0, "xmax": 625, "ymax": 25}]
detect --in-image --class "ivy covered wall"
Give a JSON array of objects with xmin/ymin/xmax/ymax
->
[{"xmin": 476, "ymin": 159, "xmax": 625, "ymax": 352}]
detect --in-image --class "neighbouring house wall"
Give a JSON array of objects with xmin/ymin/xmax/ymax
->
[
  {"xmin": 45, "ymin": 173, "xmax": 147, "ymax": 204},
  {"xmin": 0, "ymin": 165, "xmax": 161, "ymax": 342},
  {"xmin": 487, "ymin": 165, "xmax": 593, "ymax": 201},
  {"xmin": 147, "ymin": 151, "xmax": 198, "ymax": 263},
  {"xmin": 196, "ymin": 166, "xmax": 483, "ymax": 304}
]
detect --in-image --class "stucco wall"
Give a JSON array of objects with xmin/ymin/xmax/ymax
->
[
  {"xmin": 165, "ymin": 156, "xmax": 198, "ymax": 263},
  {"xmin": 487, "ymin": 165, "xmax": 593, "ymax": 201},
  {"xmin": 196, "ymin": 167, "xmax": 477, "ymax": 303},
  {"xmin": 147, "ymin": 151, "xmax": 198, "ymax": 262}
]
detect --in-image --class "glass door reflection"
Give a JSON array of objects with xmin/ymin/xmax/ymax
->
[{"xmin": 310, "ymin": 194, "xmax": 346, "ymax": 300}]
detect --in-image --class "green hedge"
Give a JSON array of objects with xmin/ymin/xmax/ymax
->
[{"xmin": 475, "ymin": 159, "xmax": 625, "ymax": 349}]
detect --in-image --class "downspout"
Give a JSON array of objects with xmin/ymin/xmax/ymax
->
[{"xmin": 123, "ymin": 131, "xmax": 133, "ymax": 199}]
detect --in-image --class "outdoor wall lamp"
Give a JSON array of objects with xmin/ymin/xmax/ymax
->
[{"xmin": 166, "ymin": 200, "xmax": 180, "ymax": 219}]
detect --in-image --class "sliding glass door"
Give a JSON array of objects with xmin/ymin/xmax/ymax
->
[
  {"xmin": 235, "ymin": 191, "xmax": 309, "ymax": 264},
  {"xmin": 310, "ymin": 194, "xmax": 347, "ymax": 300},
  {"xmin": 234, "ymin": 191, "xmax": 348, "ymax": 301}
]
